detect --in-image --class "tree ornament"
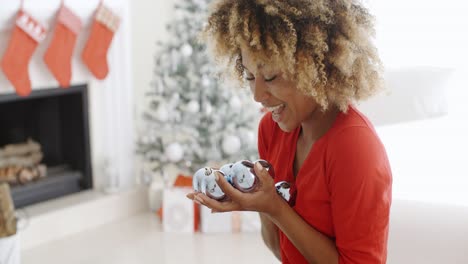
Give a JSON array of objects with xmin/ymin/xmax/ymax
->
[
  {"xmin": 222, "ymin": 135, "xmax": 241, "ymax": 155},
  {"xmin": 180, "ymin": 43, "xmax": 193, "ymax": 57},
  {"xmin": 275, "ymin": 181, "xmax": 291, "ymax": 202},
  {"xmin": 201, "ymin": 75, "xmax": 211, "ymax": 87},
  {"xmin": 186, "ymin": 100, "xmax": 200, "ymax": 113},
  {"xmin": 200, "ymin": 168, "xmax": 226, "ymax": 201},
  {"xmin": 242, "ymin": 130, "xmax": 256, "ymax": 146},
  {"xmin": 155, "ymin": 105, "xmax": 169, "ymax": 122},
  {"xmin": 230, "ymin": 95, "xmax": 242, "ymax": 110},
  {"xmin": 230, "ymin": 160, "xmax": 257, "ymax": 192},
  {"xmin": 219, "ymin": 163, "xmax": 234, "ymax": 185},
  {"xmin": 192, "ymin": 167, "xmax": 209, "ymax": 192},
  {"xmin": 165, "ymin": 142, "xmax": 184, "ymax": 162},
  {"xmin": 205, "ymin": 103, "xmax": 213, "ymax": 115}
]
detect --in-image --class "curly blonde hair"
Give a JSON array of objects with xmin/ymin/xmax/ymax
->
[{"xmin": 202, "ymin": 0, "xmax": 383, "ymax": 111}]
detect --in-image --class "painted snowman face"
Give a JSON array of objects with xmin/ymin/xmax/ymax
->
[
  {"xmin": 219, "ymin": 163, "xmax": 234, "ymax": 185},
  {"xmin": 193, "ymin": 167, "xmax": 210, "ymax": 192},
  {"xmin": 231, "ymin": 160, "xmax": 257, "ymax": 192},
  {"xmin": 201, "ymin": 169, "xmax": 226, "ymax": 200}
]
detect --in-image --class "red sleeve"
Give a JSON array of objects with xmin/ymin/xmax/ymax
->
[
  {"xmin": 257, "ymin": 113, "xmax": 272, "ymax": 161},
  {"xmin": 327, "ymin": 127, "xmax": 392, "ymax": 264}
]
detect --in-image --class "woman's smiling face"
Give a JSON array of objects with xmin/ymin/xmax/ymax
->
[{"xmin": 241, "ymin": 48, "xmax": 319, "ymax": 132}]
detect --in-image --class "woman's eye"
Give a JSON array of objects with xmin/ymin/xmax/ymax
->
[
  {"xmin": 244, "ymin": 74, "xmax": 277, "ymax": 82},
  {"xmin": 245, "ymin": 75, "xmax": 255, "ymax": 81},
  {"xmin": 265, "ymin": 75, "xmax": 277, "ymax": 82}
]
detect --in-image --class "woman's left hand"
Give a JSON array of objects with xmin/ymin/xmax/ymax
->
[{"xmin": 186, "ymin": 162, "xmax": 282, "ymax": 216}]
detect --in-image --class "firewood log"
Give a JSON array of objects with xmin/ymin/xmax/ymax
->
[
  {"xmin": 0, "ymin": 166, "xmax": 21, "ymax": 184},
  {"xmin": 17, "ymin": 164, "xmax": 47, "ymax": 184},
  {"xmin": 0, "ymin": 151, "xmax": 43, "ymax": 167},
  {"xmin": 0, "ymin": 138, "xmax": 41, "ymax": 158},
  {"xmin": 0, "ymin": 164, "xmax": 47, "ymax": 185}
]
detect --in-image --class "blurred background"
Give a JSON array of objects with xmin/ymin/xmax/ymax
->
[{"xmin": 0, "ymin": 0, "xmax": 467, "ymax": 263}]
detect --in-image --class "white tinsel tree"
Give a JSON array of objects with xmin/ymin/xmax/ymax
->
[{"xmin": 137, "ymin": 0, "xmax": 261, "ymax": 183}]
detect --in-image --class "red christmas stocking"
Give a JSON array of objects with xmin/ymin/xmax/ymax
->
[
  {"xmin": 44, "ymin": 5, "xmax": 82, "ymax": 88},
  {"xmin": 1, "ymin": 11, "xmax": 47, "ymax": 96},
  {"xmin": 82, "ymin": 4, "xmax": 120, "ymax": 80}
]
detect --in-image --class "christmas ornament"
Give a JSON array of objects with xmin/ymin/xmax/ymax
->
[
  {"xmin": 222, "ymin": 135, "xmax": 241, "ymax": 155},
  {"xmin": 180, "ymin": 43, "xmax": 193, "ymax": 57},
  {"xmin": 219, "ymin": 163, "xmax": 234, "ymax": 184},
  {"xmin": 204, "ymin": 103, "xmax": 213, "ymax": 115},
  {"xmin": 201, "ymin": 75, "xmax": 211, "ymax": 87},
  {"xmin": 82, "ymin": 3, "xmax": 120, "ymax": 80},
  {"xmin": 242, "ymin": 130, "xmax": 256, "ymax": 146},
  {"xmin": 192, "ymin": 167, "xmax": 209, "ymax": 192},
  {"xmin": 165, "ymin": 143, "xmax": 184, "ymax": 162},
  {"xmin": 200, "ymin": 168, "xmax": 226, "ymax": 201},
  {"xmin": 44, "ymin": 4, "xmax": 82, "ymax": 88},
  {"xmin": 186, "ymin": 100, "xmax": 200, "ymax": 113},
  {"xmin": 192, "ymin": 159, "xmax": 291, "ymax": 202},
  {"xmin": 230, "ymin": 160, "xmax": 257, "ymax": 192},
  {"xmin": 1, "ymin": 10, "xmax": 47, "ymax": 96},
  {"xmin": 275, "ymin": 181, "xmax": 291, "ymax": 202},
  {"xmin": 155, "ymin": 105, "xmax": 169, "ymax": 122},
  {"xmin": 229, "ymin": 96, "xmax": 242, "ymax": 110}
]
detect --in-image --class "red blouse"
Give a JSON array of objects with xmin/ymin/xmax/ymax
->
[{"xmin": 258, "ymin": 105, "xmax": 392, "ymax": 264}]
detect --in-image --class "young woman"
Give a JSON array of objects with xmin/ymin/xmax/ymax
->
[{"xmin": 188, "ymin": 1, "xmax": 392, "ymax": 263}]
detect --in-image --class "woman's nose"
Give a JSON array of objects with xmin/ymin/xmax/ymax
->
[{"xmin": 252, "ymin": 79, "xmax": 269, "ymax": 103}]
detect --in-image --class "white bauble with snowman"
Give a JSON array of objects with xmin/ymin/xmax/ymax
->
[
  {"xmin": 200, "ymin": 168, "xmax": 226, "ymax": 201},
  {"xmin": 230, "ymin": 160, "xmax": 257, "ymax": 192}
]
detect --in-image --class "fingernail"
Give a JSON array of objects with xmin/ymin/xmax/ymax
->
[
  {"xmin": 194, "ymin": 200, "xmax": 202, "ymax": 205},
  {"xmin": 255, "ymin": 162, "xmax": 264, "ymax": 172},
  {"xmin": 214, "ymin": 172, "xmax": 220, "ymax": 181}
]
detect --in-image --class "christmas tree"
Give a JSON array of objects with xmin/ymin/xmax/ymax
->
[{"xmin": 137, "ymin": 0, "xmax": 261, "ymax": 183}]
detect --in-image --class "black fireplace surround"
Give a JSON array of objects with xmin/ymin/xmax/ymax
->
[{"xmin": 0, "ymin": 84, "xmax": 93, "ymax": 208}]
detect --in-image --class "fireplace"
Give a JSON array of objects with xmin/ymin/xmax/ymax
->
[{"xmin": 0, "ymin": 84, "xmax": 92, "ymax": 208}]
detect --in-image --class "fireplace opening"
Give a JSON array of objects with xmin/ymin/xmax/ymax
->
[{"xmin": 0, "ymin": 85, "xmax": 92, "ymax": 208}]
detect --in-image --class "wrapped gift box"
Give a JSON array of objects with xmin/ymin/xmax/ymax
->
[
  {"xmin": 200, "ymin": 206, "xmax": 234, "ymax": 233},
  {"xmin": 162, "ymin": 187, "xmax": 195, "ymax": 233}
]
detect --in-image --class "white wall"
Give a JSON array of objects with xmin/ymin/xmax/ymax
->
[
  {"xmin": 362, "ymin": 0, "xmax": 468, "ymax": 206},
  {"xmin": 130, "ymin": 0, "xmax": 175, "ymax": 128},
  {"xmin": 368, "ymin": 0, "xmax": 468, "ymax": 69},
  {"xmin": 130, "ymin": 0, "xmax": 178, "ymax": 185}
]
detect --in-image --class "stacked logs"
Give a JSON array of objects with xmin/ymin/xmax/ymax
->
[{"xmin": 0, "ymin": 139, "xmax": 47, "ymax": 185}]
